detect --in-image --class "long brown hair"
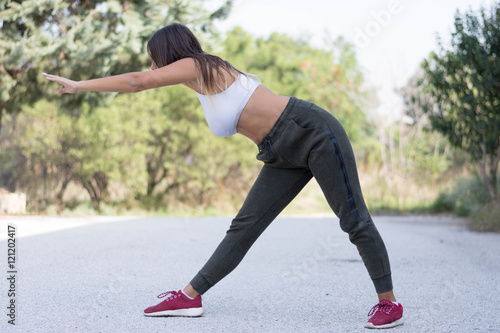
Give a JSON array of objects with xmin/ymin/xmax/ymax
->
[{"xmin": 147, "ymin": 23, "xmax": 245, "ymax": 95}]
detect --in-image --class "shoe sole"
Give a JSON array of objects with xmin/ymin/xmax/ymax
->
[
  {"xmin": 144, "ymin": 307, "xmax": 204, "ymax": 317},
  {"xmin": 365, "ymin": 317, "xmax": 404, "ymax": 329}
]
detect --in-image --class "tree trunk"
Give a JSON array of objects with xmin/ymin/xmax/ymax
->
[
  {"xmin": 84, "ymin": 181, "xmax": 101, "ymax": 212},
  {"xmin": 55, "ymin": 175, "xmax": 72, "ymax": 211},
  {"xmin": 146, "ymin": 153, "xmax": 167, "ymax": 197},
  {"xmin": 80, "ymin": 172, "xmax": 108, "ymax": 212},
  {"xmin": 489, "ymin": 145, "xmax": 500, "ymax": 201},
  {"xmin": 476, "ymin": 148, "xmax": 499, "ymax": 202},
  {"xmin": 490, "ymin": 168, "xmax": 498, "ymax": 201}
]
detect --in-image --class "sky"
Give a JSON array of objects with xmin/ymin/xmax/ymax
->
[{"xmin": 213, "ymin": 0, "xmax": 497, "ymax": 117}]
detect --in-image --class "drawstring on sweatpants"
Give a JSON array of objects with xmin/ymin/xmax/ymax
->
[{"xmin": 258, "ymin": 137, "xmax": 275, "ymax": 161}]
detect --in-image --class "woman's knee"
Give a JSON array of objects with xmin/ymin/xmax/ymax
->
[{"xmin": 339, "ymin": 214, "xmax": 373, "ymax": 235}]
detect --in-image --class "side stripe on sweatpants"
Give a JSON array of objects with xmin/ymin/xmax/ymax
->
[{"xmin": 325, "ymin": 128, "xmax": 360, "ymax": 220}]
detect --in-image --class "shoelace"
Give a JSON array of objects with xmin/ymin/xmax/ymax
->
[
  {"xmin": 367, "ymin": 300, "xmax": 396, "ymax": 316},
  {"xmin": 157, "ymin": 290, "xmax": 179, "ymax": 300}
]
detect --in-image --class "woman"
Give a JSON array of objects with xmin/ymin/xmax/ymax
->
[{"xmin": 43, "ymin": 23, "xmax": 404, "ymax": 329}]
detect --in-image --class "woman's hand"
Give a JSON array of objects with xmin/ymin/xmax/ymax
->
[{"xmin": 42, "ymin": 73, "xmax": 79, "ymax": 94}]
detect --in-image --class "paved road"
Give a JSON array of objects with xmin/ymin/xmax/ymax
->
[{"xmin": 1, "ymin": 215, "xmax": 499, "ymax": 333}]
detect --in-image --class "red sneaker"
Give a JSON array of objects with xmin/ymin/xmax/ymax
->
[
  {"xmin": 365, "ymin": 299, "xmax": 404, "ymax": 329},
  {"xmin": 144, "ymin": 290, "xmax": 204, "ymax": 317}
]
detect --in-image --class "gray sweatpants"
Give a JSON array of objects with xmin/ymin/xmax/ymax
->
[{"xmin": 190, "ymin": 97, "xmax": 393, "ymax": 294}]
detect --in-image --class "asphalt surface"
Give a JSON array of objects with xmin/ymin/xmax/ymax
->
[{"xmin": 1, "ymin": 215, "xmax": 499, "ymax": 333}]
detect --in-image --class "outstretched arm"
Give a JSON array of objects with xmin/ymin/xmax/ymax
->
[{"xmin": 42, "ymin": 58, "xmax": 197, "ymax": 94}]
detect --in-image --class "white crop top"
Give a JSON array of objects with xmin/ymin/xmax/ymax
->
[{"xmin": 196, "ymin": 74, "xmax": 260, "ymax": 137}]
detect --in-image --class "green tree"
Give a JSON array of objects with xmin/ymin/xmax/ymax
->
[
  {"xmin": 420, "ymin": 4, "xmax": 500, "ymax": 200},
  {"xmin": 0, "ymin": 0, "xmax": 233, "ymax": 210},
  {"xmin": 398, "ymin": 71, "xmax": 455, "ymax": 180},
  {"xmin": 1, "ymin": 99, "xmax": 149, "ymax": 211},
  {"xmin": 0, "ymin": 0, "xmax": 233, "ymax": 144}
]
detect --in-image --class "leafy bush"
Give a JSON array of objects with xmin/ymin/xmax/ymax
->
[
  {"xmin": 432, "ymin": 176, "xmax": 495, "ymax": 216},
  {"xmin": 470, "ymin": 200, "xmax": 500, "ymax": 232}
]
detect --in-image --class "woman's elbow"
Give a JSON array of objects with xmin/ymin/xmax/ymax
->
[
  {"xmin": 130, "ymin": 81, "xmax": 144, "ymax": 93},
  {"xmin": 128, "ymin": 73, "xmax": 149, "ymax": 93}
]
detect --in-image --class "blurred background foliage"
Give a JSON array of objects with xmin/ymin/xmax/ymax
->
[{"xmin": 0, "ymin": 1, "xmax": 499, "ymax": 231}]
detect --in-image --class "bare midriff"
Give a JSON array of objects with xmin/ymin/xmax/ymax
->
[{"xmin": 236, "ymin": 85, "xmax": 290, "ymax": 145}]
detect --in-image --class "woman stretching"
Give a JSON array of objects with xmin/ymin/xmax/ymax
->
[{"xmin": 43, "ymin": 23, "xmax": 404, "ymax": 329}]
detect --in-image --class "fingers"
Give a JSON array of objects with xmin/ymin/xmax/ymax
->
[
  {"xmin": 42, "ymin": 72, "xmax": 68, "ymax": 83},
  {"xmin": 42, "ymin": 72, "xmax": 71, "ymax": 94},
  {"xmin": 56, "ymin": 87, "xmax": 70, "ymax": 94},
  {"xmin": 42, "ymin": 72, "xmax": 60, "ymax": 82}
]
